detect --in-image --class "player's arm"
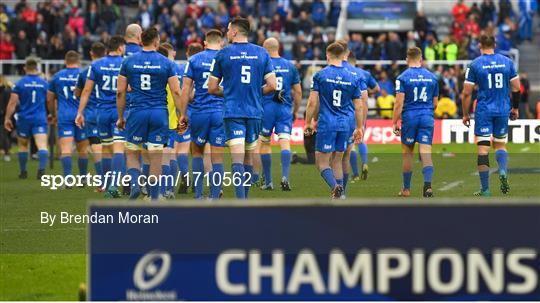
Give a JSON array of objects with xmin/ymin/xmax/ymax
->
[
  {"xmin": 461, "ymin": 82, "xmax": 474, "ymax": 126},
  {"xmin": 368, "ymin": 83, "xmax": 380, "ymax": 96},
  {"xmin": 208, "ymin": 76, "xmax": 223, "ymax": 97},
  {"xmin": 177, "ymin": 76, "xmax": 192, "ymax": 121},
  {"xmin": 262, "ymin": 73, "xmax": 277, "ymax": 95},
  {"xmin": 353, "ymin": 96, "xmax": 365, "ymax": 143},
  {"xmin": 3, "ymin": 93, "xmax": 19, "ymax": 131},
  {"xmin": 361, "ymin": 90, "xmax": 368, "ymax": 121},
  {"xmin": 510, "ymin": 76, "xmax": 521, "ymax": 120},
  {"xmin": 392, "ymin": 92, "xmax": 405, "ymax": 135},
  {"xmin": 432, "ymin": 96, "xmax": 439, "ymax": 110},
  {"xmin": 46, "ymin": 90, "xmax": 57, "ymax": 124},
  {"xmin": 115, "ymin": 75, "xmax": 128, "ymax": 129},
  {"xmin": 291, "ymin": 83, "xmax": 302, "ymax": 119},
  {"xmin": 304, "ymin": 90, "xmax": 319, "ymax": 135},
  {"xmin": 75, "ymin": 79, "xmax": 95, "ymax": 127}
]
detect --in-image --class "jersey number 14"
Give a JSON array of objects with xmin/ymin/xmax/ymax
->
[{"xmin": 413, "ymin": 86, "xmax": 428, "ymax": 102}]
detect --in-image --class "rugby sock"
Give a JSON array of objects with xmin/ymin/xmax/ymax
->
[
  {"xmin": 192, "ymin": 157, "xmax": 204, "ymax": 199},
  {"xmin": 102, "ymin": 158, "xmax": 112, "ymax": 189},
  {"xmin": 252, "ymin": 172, "xmax": 260, "ymax": 184},
  {"xmin": 78, "ymin": 157, "xmax": 88, "ymax": 176},
  {"xmin": 149, "ymin": 178, "xmax": 159, "ymax": 200},
  {"xmin": 169, "ymin": 159, "xmax": 178, "ymax": 192},
  {"xmin": 127, "ymin": 168, "xmax": 141, "ymax": 200},
  {"xmin": 37, "ymin": 149, "xmax": 48, "ymax": 171},
  {"xmin": 177, "ymin": 154, "xmax": 189, "ymax": 175},
  {"xmin": 244, "ymin": 164, "xmax": 254, "ymax": 197},
  {"xmin": 403, "ymin": 171, "xmax": 412, "ymax": 190},
  {"xmin": 112, "ymin": 153, "xmax": 123, "ymax": 176},
  {"xmin": 320, "ymin": 168, "xmax": 337, "ymax": 189},
  {"xmin": 336, "ymin": 179, "xmax": 343, "ymax": 188},
  {"xmin": 422, "ymin": 166, "xmax": 433, "ymax": 186},
  {"xmin": 359, "ymin": 143, "xmax": 368, "ymax": 164},
  {"xmin": 18, "ymin": 152, "xmax": 28, "ymax": 173},
  {"xmin": 94, "ymin": 160, "xmax": 102, "ymax": 177},
  {"xmin": 211, "ymin": 163, "xmax": 224, "ymax": 199},
  {"xmin": 232, "ymin": 163, "xmax": 245, "ymax": 199},
  {"xmin": 142, "ymin": 163, "xmax": 150, "ymax": 193},
  {"xmin": 160, "ymin": 165, "xmax": 170, "ymax": 196},
  {"xmin": 343, "ymin": 173, "xmax": 349, "ymax": 191},
  {"xmin": 281, "ymin": 150, "xmax": 291, "ymax": 180},
  {"xmin": 350, "ymin": 150, "xmax": 359, "ymax": 176},
  {"xmin": 261, "ymin": 153, "xmax": 272, "ymax": 185},
  {"xmin": 495, "ymin": 150, "xmax": 508, "ymax": 175},
  {"xmin": 61, "ymin": 156, "xmax": 72, "ymax": 177},
  {"xmin": 120, "ymin": 154, "xmax": 126, "ymax": 174},
  {"xmin": 479, "ymin": 171, "xmax": 490, "ymax": 192}
]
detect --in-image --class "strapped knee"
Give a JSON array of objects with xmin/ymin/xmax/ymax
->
[
  {"xmin": 259, "ymin": 135, "xmax": 271, "ymax": 143},
  {"xmin": 477, "ymin": 137, "xmax": 491, "ymax": 146},
  {"xmin": 88, "ymin": 136, "xmax": 101, "ymax": 145},
  {"xmin": 477, "ymin": 154, "xmax": 490, "ymax": 167}
]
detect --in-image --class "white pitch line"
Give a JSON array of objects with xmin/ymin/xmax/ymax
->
[
  {"xmin": 1, "ymin": 227, "xmax": 85, "ymax": 232},
  {"xmin": 521, "ymin": 147, "xmax": 530, "ymax": 152},
  {"xmin": 471, "ymin": 168, "xmax": 498, "ymax": 176},
  {"xmin": 439, "ymin": 181, "xmax": 464, "ymax": 191}
]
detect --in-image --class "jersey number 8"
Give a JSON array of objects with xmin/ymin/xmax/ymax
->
[{"xmin": 141, "ymin": 74, "xmax": 151, "ymax": 90}]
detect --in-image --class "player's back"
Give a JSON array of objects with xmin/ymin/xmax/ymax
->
[
  {"xmin": 263, "ymin": 57, "xmax": 299, "ymax": 107},
  {"xmin": 187, "ymin": 49, "xmax": 224, "ymax": 113},
  {"xmin": 465, "ymin": 53, "xmax": 517, "ymax": 116},
  {"xmin": 313, "ymin": 65, "xmax": 361, "ymax": 132},
  {"xmin": 90, "ymin": 55, "xmax": 123, "ymax": 109},
  {"xmin": 49, "ymin": 67, "xmax": 80, "ymax": 122},
  {"xmin": 120, "ymin": 50, "xmax": 174, "ymax": 110},
  {"xmin": 211, "ymin": 42, "xmax": 273, "ymax": 119},
  {"xmin": 124, "ymin": 43, "xmax": 142, "ymax": 58},
  {"xmin": 14, "ymin": 74, "xmax": 48, "ymax": 120},
  {"xmin": 397, "ymin": 67, "xmax": 438, "ymax": 115},
  {"xmin": 78, "ymin": 67, "xmax": 98, "ymax": 110}
]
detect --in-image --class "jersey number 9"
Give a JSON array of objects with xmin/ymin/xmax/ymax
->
[
  {"xmin": 141, "ymin": 74, "xmax": 151, "ymax": 90},
  {"xmin": 333, "ymin": 90, "xmax": 342, "ymax": 106}
]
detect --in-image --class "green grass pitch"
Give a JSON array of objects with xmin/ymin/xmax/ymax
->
[{"xmin": 1, "ymin": 143, "xmax": 539, "ymax": 299}]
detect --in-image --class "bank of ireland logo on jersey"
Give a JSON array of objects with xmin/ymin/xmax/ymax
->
[{"xmin": 126, "ymin": 250, "xmax": 177, "ymax": 300}]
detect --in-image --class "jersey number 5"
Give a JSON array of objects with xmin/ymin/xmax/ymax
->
[{"xmin": 241, "ymin": 66, "xmax": 251, "ymax": 84}]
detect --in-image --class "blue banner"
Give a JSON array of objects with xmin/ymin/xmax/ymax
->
[{"xmin": 89, "ymin": 202, "xmax": 540, "ymax": 300}]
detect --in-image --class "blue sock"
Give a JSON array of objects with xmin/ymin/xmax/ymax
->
[
  {"xmin": 343, "ymin": 173, "xmax": 349, "ymax": 191},
  {"xmin": 232, "ymin": 163, "xmax": 245, "ymax": 199},
  {"xmin": 94, "ymin": 160, "xmax": 102, "ymax": 178},
  {"xmin": 102, "ymin": 157, "xmax": 112, "ymax": 189},
  {"xmin": 252, "ymin": 173, "xmax": 260, "ymax": 184},
  {"xmin": 169, "ymin": 159, "xmax": 178, "ymax": 191},
  {"xmin": 142, "ymin": 163, "xmax": 150, "ymax": 178},
  {"xmin": 120, "ymin": 154, "xmax": 126, "ymax": 174},
  {"xmin": 127, "ymin": 167, "xmax": 141, "ymax": 200},
  {"xmin": 78, "ymin": 157, "xmax": 88, "ymax": 176},
  {"xmin": 281, "ymin": 150, "xmax": 291, "ymax": 181},
  {"xmin": 177, "ymin": 154, "xmax": 189, "ymax": 175},
  {"xmin": 350, "ymin": 150, "xmax": 359, "ymax": 176},
  {"xmin": 112, "ymin": 153, "xmax": 123, "ymax": 175},
  {"xmin": 244, "ymin": 164, "xmax": 254, "ymax": 197},
  {"xmin": 336, "ymin": 179, "xmax": 343, "ymax": 187},
  {"xmin": 149, "ymin": 180, "xmax": 159, "ymax": 200},
  {"xmin": 358, "ymin": 143, "xmax": 368, "ymax": 165},
  {"xmin": 211, "ymin": 163, "xmax": 224, "ymax": 199},
  {"xmin": 61, "ymin": 156, "xmax": 72, "ymax": 176},
  {"xmin": 479, "ymin": 171, "xmax": 490, "ymax": 192},
  {"xmin": 18, "ymin": 151, "xmax": 28, "ymax": 173},
  {"xmin": 261, "ymin": 153, "xmax": 272, "ymax": 185},
  {"xmin": 495, "ymin": 150, "xmax": 508, "ymax": 175},
  {"xmin": 161, "ymin": 165, "xmax": 170, "ymax": 196},
  {"xmin": 422, "ymin": 166, "xmax": 434, "ymax": 185},
  {"xmin": 37, "ymin": 149, "xmax": 48, "ymax": 171},
  {"xmin": 403, "ymin": 171, "xmax": 412, "ymax": 190},
  {"xmin": 320, "ymin": 168, "xmax": 337, "ymax": 189},
  {"xmin": 192, "ymin": 157, "xmax": 204, "ymax": 199}
]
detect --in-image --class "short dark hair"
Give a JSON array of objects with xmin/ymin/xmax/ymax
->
[
  {"xmin": 205, "ymin": 29, "xmax": 223, "ymax": 43},
  {"xmin": 141, "ymin": 27, "xmax": 159, "ymax": 46},
  {"xmin": 336, "ymin": 39, "xmax": 348, "ymax": 51},
  {"xmin": 407, "ymin": 46, "xmax": 423, "ymax": 61},
  {"xmin": 157, "ymin": 45, "xmax": 169, "ymax": 57},
  {"xmin": 65, "ymin": 50, "xmax": 80, "ymax": 64},
  {"xmin": 108, "ymin": 35, "xmax": 125, "ymax": 52},
  {"xmin": 90, "ymin": 42, "xmax": 106, "ymax": 58},
  {"xmin": 479, "ymin": 34, "xmax": 496, "ymax": 49},
  {"xmin": 160, "ymin": 42, "xmax": 174, "ymax": 52},
  {"xmin": 25, "ymin": 58, "xmax": 38, "ymax": 71},
  {"xmin": 187, "ymin": 43, "xmax": 203, "ymax": 57},
  {"xmin": 347, "ymin": 51, "xmax": 356, "ymax": 64},
  {"xmin": 230, "ymin": 17, "xmax": 250, "ymax": 35},
  {"xmin": 326, "ymin": 42, "xmax": 345, "ymax": 59}
]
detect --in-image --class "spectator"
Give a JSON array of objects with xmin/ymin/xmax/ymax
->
[
  {"xmin": 328, "ymin": 0, "xmax": 341, "ymax": 27},
  {"xmin": 0, "ymin": 32, "xmax": 15, "ymax": 60},
  {"xmin": 519, "ymin": 73, "xmax": 533, "ymax": 118},
  {"xmin": 378, "ymin": 71, "xmax": 394, "ymax": 96},
  {"xmin": 349, "ymin": 33, "xmax": 364, "ymax": 60},
  {"xmin": 9, "ymin": 12, "xmax": 29, "ymax": 36},
  {"xmin": 386, "ymin": 32, "xmax": 403, "ymax": 61},
  {"xmin": 405, "ymin": 31, "xmax": 418, "ymax": 50},
  {"xmin": 292, "ymin": 32, "xmax": 308, "ymax": 60},
  {"xmin": 0, "ymin": 75, "xmax": 13, "ymax": 162},
  {"xmin": 0, "ymin": 4, "xmax": 9, "ymax": 33},
  {"xmin": 200, "ymin": 7, "xmax": 216, "ymax": 29},
  {"xmin": 68, "ymin": 9, "xmax": 84, "ymax": 36},
  {"xmin": 283, "ymin": 11, "xmax": 297, "ymax": 34},
  {"xmin": 498, "ymin": 0, "xmax": 513, "ymax": 25},
  {"xmin": 35, "ymin": 32, "xmax": 49, "ymax": 58},
  {"xmin": 444, "ymin": 36, "xmax": 459, "ymax": 63},
  {"xmin": 297, "ymin": 11, "xmax": 313, "ymax": 35},
  {"xmin": 435, "ymin": 92, "xmax": 458, "ymax": 118},
  {"xmin": 468, "ymin": 34, "xmax": 481, "ymax": 58},
  {"xmin": 363, "ymin": 36, "xmax": 376, "ymax": 60},
  {"xmin": 85, "ymin": 2, "xmax": 100, "ymax": 34},
  {"xmin": 377, "ymin": 88, "xmax": 395, "ymax": 119},
  {"xmin": 64, "ymin": 28, "xmax": 79, "ymax": 52},
  {"xmin": 13, "ymin": 30, "xmax": 30, "ymax": 59},
  {"xmin": 414, "ymin": 10, "xmax": 429, "ymax": 33},
  {"xmin": 269, "ymin": 13, "xmax": 283, "ymax": 33},
  {"xmin": 101, "ymin": 0, "xmax": 120, "ymax": 34},
  {"xmin": 464, "ymin": 15, "xmax": 481, "ymax": 37},
  {"xmin": 311, "ymin": 0, "xmax": 326, "ymax": 26},
  {"xmin": 452, "ymin": 0, "xmax": 470, "ymax": 24},
  {"xmin": 481, "ymin": 0, "xmax": 496, "ymax": 28},
  {"xmin": 519, "ymin": 0, "xmax": 538, "ymax": 41}
]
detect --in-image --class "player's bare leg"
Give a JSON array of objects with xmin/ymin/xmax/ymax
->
[
  {"xmin": 146, "ymin": 144, "xmax": 164, "ymax": 201},
  {"xmin": 259, "ymin": 138, "xmax": 274, "ymax": 190},
  {"xmin": 59, "ymin": 136, "xmax": 75, "ymax": 188},
  {"xmin": 203, "ymin": 144, "xmax": 212, "ymax": 175},
  {"xmin": 474, "ymin": 139, "xmax": 492, "ymax": 197},
  {"xmin": 16, "ymin": 136, "xmax": 29, "ymax": 179},
  {"xmin": 33, "ymin": 133, "xmax": 49, "ymax": 179},
  {"xmin": 243, "ymin": 143, "xmax": 258, "ymax": 198},
  {"xmin": 251, "ymin": 140, "xmax": 262, "ymax": 187},
  {"xmin": 75, "ymin": 139, "xmax": 89, "ymax": 186},
  {"xmin": 175, "ymin": 141, "xmax": 190, "ymax": 194},
  {"xmin": 210, "ymin": 145, "xmax": 224, "ymax": 199},
  {"xmin": 341, "ymin": 144, "xmax": 353, "ymax": 197},
  {"xmin": 229, "ymin": 142, "xmax": 246, "ymax": 199},
  {"xmin": 279, "ymin": 137, "xmax": 292, "ymax": 191},
  {"xmin": 493, "ymin": 140, "xmax": 510, "ymax": 194},
  {"xmin": 112, "ymin": 141, "xmax": 128, "ymax": 195},
  {"xmin": 399, "ymin": 143, "xmax": 414, "ymax": 197},
  {"xmin": 419, "ymin": 143, "xmax": 434, "ymax": 197},
  {"xmin": 125, "ymin": 143, "xmax": 142, "ymax": 200},
  {"xmin": 191, "ymin": 142, "xmax": 206, "ymax": 199}
]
